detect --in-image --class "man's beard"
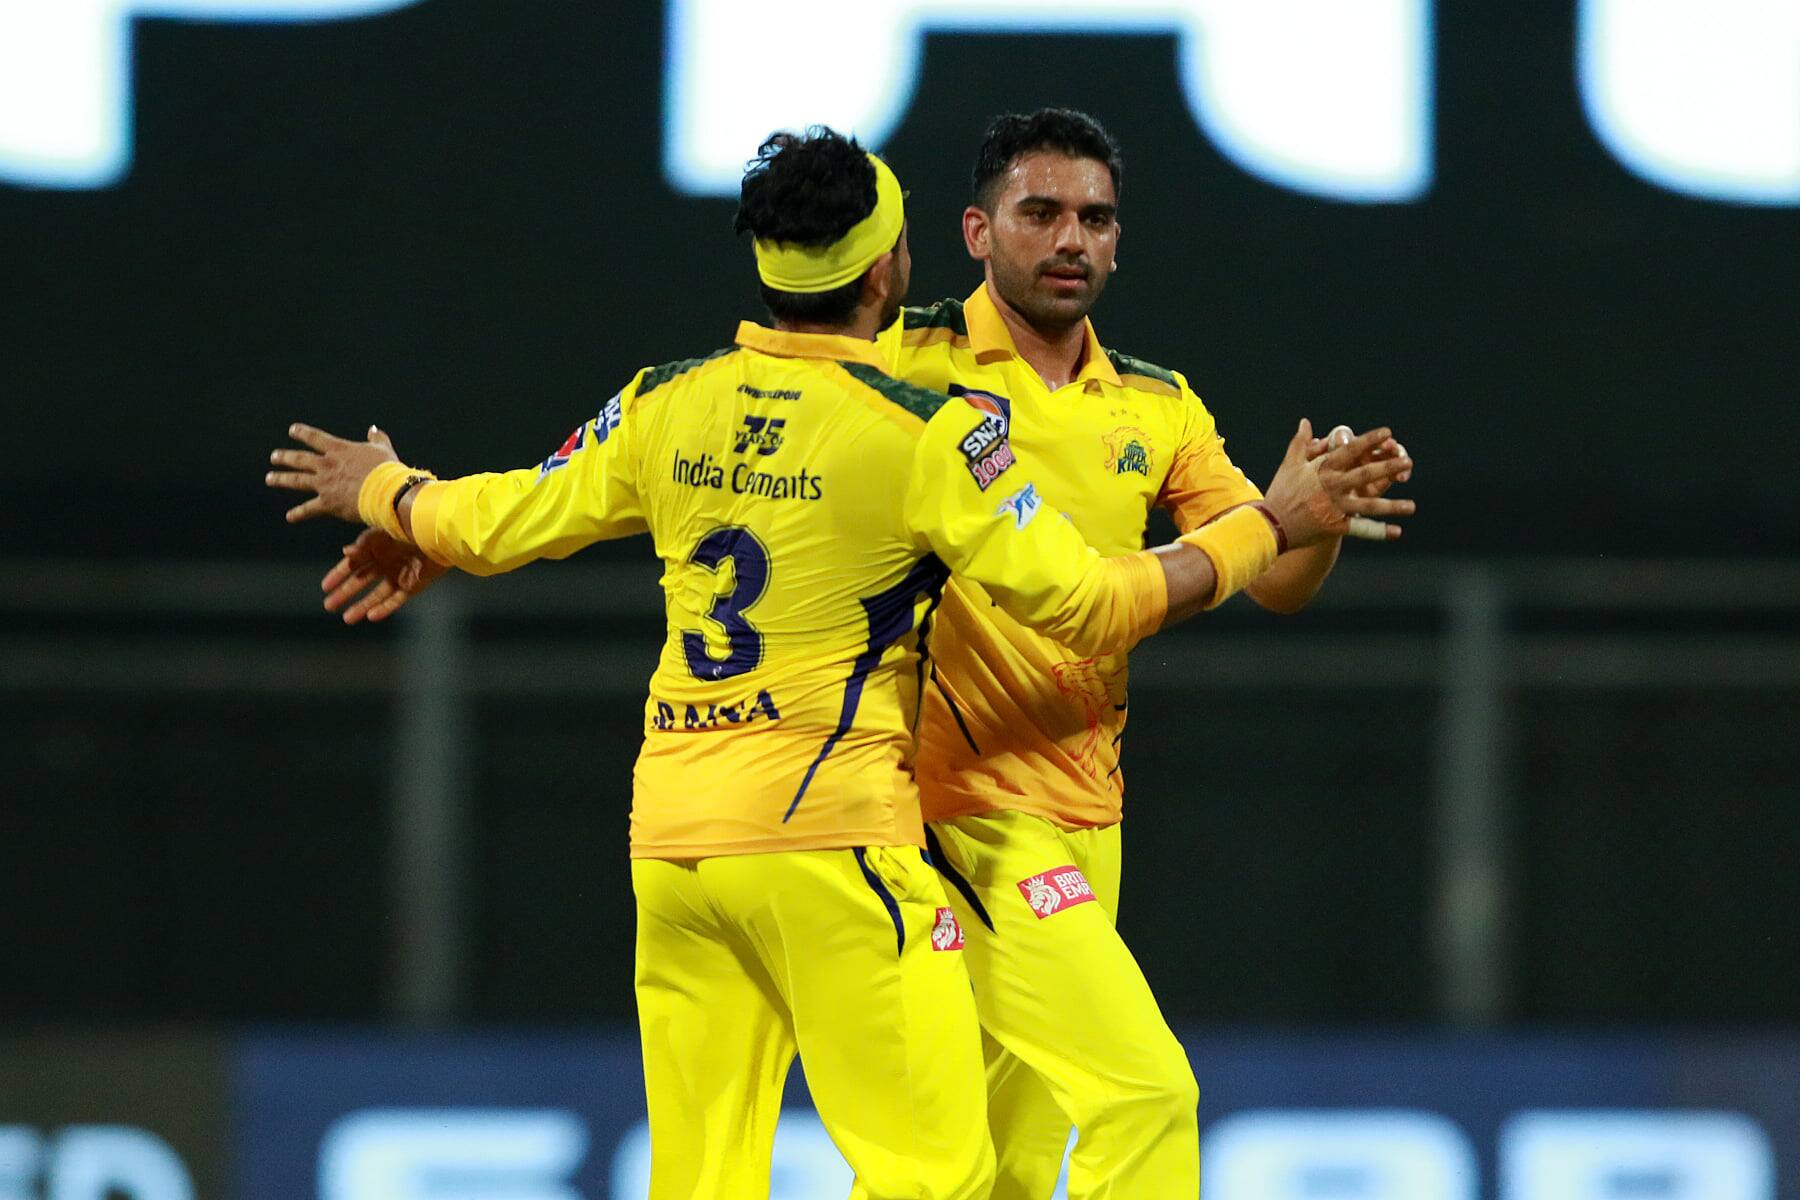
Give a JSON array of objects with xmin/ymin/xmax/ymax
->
[{"xmin": 994, "ymin": 253, "xmax": 1106, "ymax": 335}]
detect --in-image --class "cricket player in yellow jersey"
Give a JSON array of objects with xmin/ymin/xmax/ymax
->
[
  {"xmin": 878, "ymin": 109, "xmax": 1417, "ymax": 1199},
  {"xmin": 265, "ymin": 126, "xmax": 1416, "ymax": 1200}
]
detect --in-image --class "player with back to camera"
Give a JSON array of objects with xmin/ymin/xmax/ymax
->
[
  {"xmin": 874, "ymin": 107, "xmax": 1417, "ymax": 1199},
  {"xmin": 269, "ymin": 127, "xmax": 1413, "ymax": 1199}
]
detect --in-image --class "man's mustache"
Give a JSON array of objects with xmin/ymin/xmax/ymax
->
[{"xmin": 1037, "ymin": 256, "xmax": 1091, "ymax": 279}]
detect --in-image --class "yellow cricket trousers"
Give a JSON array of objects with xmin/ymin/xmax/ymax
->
[
  {"xmin": 632, "ymin": 847, "xmax": 995, "ymax": 1200},
  {"xmin": 926, "ymin": 810, "xmax": 1199, "ymax": 1199}
]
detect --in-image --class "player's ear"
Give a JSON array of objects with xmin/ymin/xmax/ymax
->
[
  {"xmin": 1111, "ymin": 221, "xmax": 1122, "ymax": 271},
  {"xmin": 862, "ymin": 249, "xmax": 897, "ymax": 308},
  {"xmin": 962, "ymin": 205, "xmax": 991, "ymax": 261}
]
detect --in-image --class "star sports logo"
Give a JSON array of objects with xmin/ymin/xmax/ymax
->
[
  {"xmin": 930, "ymin": 906, "xmax": 964, "ymax": 951},
  {"xmin": 995, "ymin": 482, "xmax": 1041, "ymax": 530},
  {"xmin": 1018, "ymin": 866, "xmax": 1097, "ymax": 919}
]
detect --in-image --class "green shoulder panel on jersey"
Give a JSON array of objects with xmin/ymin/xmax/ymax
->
[
  {"xmin": 1105, "ymin": 349, "xmax": 1181, "ymax": 398},
  {"xmin": 635, "ymin": 345, "xmax": 735, "ymax": 398},
  {"xmin": 901, "ymin": 299, "xmax": 968, "ymax": 336},
  {"xmin": 838, "ymin": 361, "xmax": 951, "ymax": 422}
]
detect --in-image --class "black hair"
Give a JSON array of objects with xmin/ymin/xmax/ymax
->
[
  {"xmin": 735, "ymin": 126, "xmax": 878, "ymax": 325},
  {"xmin": 971, "ymin": 108, "xmax": 1123, "ymax": 209}
]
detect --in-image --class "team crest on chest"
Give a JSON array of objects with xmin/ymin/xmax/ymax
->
[{"xmin": 1102, "ymin": 426, "xmax": 1153, "ymax": 477}]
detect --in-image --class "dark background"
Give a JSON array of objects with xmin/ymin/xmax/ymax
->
[{"xmin": 3, "ymin": 2, "xmax": 1796, "ymax": 1029}]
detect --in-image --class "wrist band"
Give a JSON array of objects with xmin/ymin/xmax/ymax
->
[
  {"xmin": 1249, "ymin": 501, "xmax": 1289, "ymax": 554},
  {"xmin": 1176, "ymin": 504, "xmax": 1281, "ymax": 609},
  {"xmin": 356, "ymin": 460, "xmax": 436, "ymax": 542}
]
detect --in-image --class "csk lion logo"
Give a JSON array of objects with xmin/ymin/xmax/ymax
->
[
  {"xmin": 1023, "ymin": 875, "xmax": 1061, "ymax": 917},
  {"xmin": 930, "ymin": 906, "xmax": 964, "ymax": 951},
  {"xmin": 1103, "ymin": 427, "xmax": 1152, "ymax": 477}
]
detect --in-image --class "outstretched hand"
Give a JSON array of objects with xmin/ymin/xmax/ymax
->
[
  {"xmin": 1263, "ymin": 418, "xmax": 1415, "ymax": 548},
  {"xmin": 266, "ymin": 424, "xmax": 401, "ymax": 524},
  {"xmin": 322, "ymin": 528, "xmax": 447, "ymax": 624}
]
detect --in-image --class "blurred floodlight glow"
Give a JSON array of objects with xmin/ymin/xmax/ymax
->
[
  {"xmin": 0, "ymin": 0, "xmax": 424, "ymax": 188},
  {"xmin": 1580, "ymin": 0, "xmax": 1800, "ymax": 205},
  {"xmin": 663, "ymin": 0, "xmax": 1434, "ymax": 204}
]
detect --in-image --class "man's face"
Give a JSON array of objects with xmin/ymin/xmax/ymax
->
[{"xmin": 968, "ymin": 151, "xmax": 1119, "ymax": 335}]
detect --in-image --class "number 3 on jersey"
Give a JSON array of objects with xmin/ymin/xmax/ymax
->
[{"xmin": 682, "ymin": 526, "xmax": 770, "ymax": 681}]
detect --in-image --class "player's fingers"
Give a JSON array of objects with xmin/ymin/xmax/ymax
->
[
  {"xmin": 1338, "ymin": 494, "xmax": 1416, "ymax": 518},
  {"xmin": 266, "ymin": 470, "xmax": 318, "ymax": 491},
  {"xmin": 287, "ymin": 423, "xmax": 341, "ymax": 452},
  {"xmin": 1359, "ymin": 474, "xmax": 1395, "ymax": 500},
  {"xmin": 1327, "ymin": 424, "xmax": 1354, "ymax": 450},
  {"xmin": 341, "ymin": 580, "xmax": 385, "ymax": 624},
  {"xmin": 1346, "ymin": 516, "xmax": 1404, "ymax": 542},
  {"xmin": 324, "ymin": 569, "xmax": 375, "ymax": 612},
  {"xmin": 1324, "ymin": 426, "xmax": 1393, "ymax": 470},
  {"xmin": 1282, "ymin": 418, "xmax": 1314, "ymax": 467},
  {"xmin": 1332, "ymin": 457, "xmax": 1410, "ymax": 491},
  {"xmin": 284, "ymin": 496, "xmax": 328, "ymax": 523},
  {"xmin": 354, "ymin": 581, "xmax": 400, "ymax": 623},
  {"xmin": 369, "ymin": 587, "xmax": 410, "ymax": 623},
  {"xmin": 321, "ymin": 557, "xmax": 354, "ymax": 593},
  {"xmin": 368, "ymin": 425, "xmax": 396, "ymax": 454},
  {"xmin": 268, "ymin": 448, "xmax": 318, "ymax": 471}
]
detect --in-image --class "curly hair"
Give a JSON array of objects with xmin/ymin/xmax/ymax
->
[{"xmin": 735, "ymin": 127, "xmax": 878, "ymax": 324}]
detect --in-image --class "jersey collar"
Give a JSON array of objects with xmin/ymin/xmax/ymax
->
[
  {"xmin": 734, "ymin": 321, "xmax": 888, "ymax": 371},
  {"xmin": 964, "ymin": 283, "xmax": 1122, "ymax": 389}
]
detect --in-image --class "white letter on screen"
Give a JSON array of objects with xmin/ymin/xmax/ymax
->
[
  {"xmin": 1580, "ymin": 0, "xmax": 1800, "ymax": 204},
  {"xmin": 1202, "ymin": 1110, "xmax": 1477, "ymax": 1200},
  {"xmin": 0, "ymin": 1127, "xmax": 44, "ymax": 1200},
  {"xmin": 0, "ymin": 0, "xmax": 424, "ymax": 189},
  {"xmin": 47, "ymin": 1127, "xmax": 194, "ymax": 1200},
  {"xmin": 664, "ymin": 0, "xmax": 1432, "ymax": 203},
  {"xmin": 1500, "ymin": 1110, "xmax": 1775, "ymax": 1200},
  {"xmin": 610, "ymin": 1112, "xmax": 853, "ymax": 1200},
  {"xmin": 318, "ymin": 1109, "xmax": 587, "ymax": 1200}
]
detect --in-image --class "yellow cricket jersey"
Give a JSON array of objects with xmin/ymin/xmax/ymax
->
[
  {"xmin": 879, "ymin": 284, "xmax": 1263, "ymax": 829},
  {"xmin": 406, "ymin": 322, "xmax": 1167, "ymax": 859}
]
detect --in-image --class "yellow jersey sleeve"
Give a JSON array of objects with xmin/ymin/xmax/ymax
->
[
  {"xmin": 903, "ymin": 392, "xmax": 1166, "ymax": 657},
  {"xmin": 1155, "ymin": 370, "xmax": 1263, "ymax": 533},
  {"xmin": 409, "ymin": 378, "xmax": 649, "ymax": 574}
]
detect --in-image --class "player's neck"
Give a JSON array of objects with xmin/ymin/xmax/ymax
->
[
  {"xmin": 985, "ymin": 280, "xmax": 1089, "ymax": 391},
  {"xmin": 774, "ymin": 310, "xmax": 881, "ymax": 343}
]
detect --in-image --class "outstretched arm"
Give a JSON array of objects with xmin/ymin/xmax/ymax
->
[
  {"xmin": 266, "ymin": 387, "xmax": 647, "ymax": 584},
  {"xmin": 909, "ymin": 398, "xmax": 1413, "ymax": 655}
]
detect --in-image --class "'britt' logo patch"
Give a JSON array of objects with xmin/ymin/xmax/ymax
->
[
  {"xmin": 930, "ymin": 906, "xmax": 965, "ymax": 951},
  {"xmin": 1018, "ymin": 866, "xmax": 1097, "ymax": 918}
]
